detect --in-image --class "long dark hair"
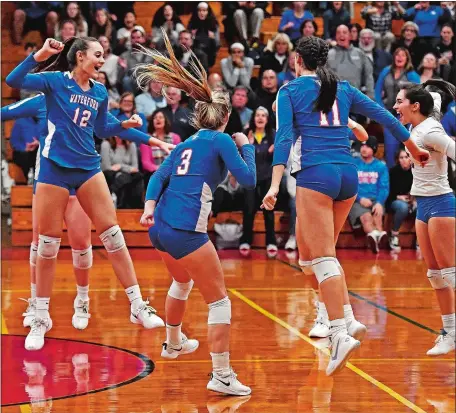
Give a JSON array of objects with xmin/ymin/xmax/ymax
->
[
  {"xmin": 147, "ymin": 109, "xmax": 171, "ymax": 136},
  {"xmin": 295, "ymin": 36, "xmax": 339, "ymax": 114},
  {"xmin": 62, "ymin": 2, "xmax": 87, "ymax": 34},
  {"xmin": 152, "ymin": 3, "xmax": 183, "ymax": 27},
  {"xmin": 401, "ymin": 79, "xmax": 456, "ymax": 117},
  {"xmin": 34, "ymin": 37, "xmax": 99, "ymax": 73},
  {"xmin": 188, "ymin": 4, "xmax": 218, "ymax": 32}
]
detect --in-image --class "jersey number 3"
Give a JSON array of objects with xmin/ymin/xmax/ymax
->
[
  {"xmin": 177, "ymin": 149, "xmax": 193, "ymax": 175},
  {"xmin": 319, "ymin": 101, "xmax": 340, "ymax": 126},
  {"xmin": 73, "ymin": 108, "xmax": 91, "ymax": 127}
]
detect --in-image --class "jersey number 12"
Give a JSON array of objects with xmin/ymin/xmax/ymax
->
[
  {"xmin": 319, "ymin": 101, "xmax": 340, "ymax": 126},
  {"xmin": 73, "ymin": 108, "xmax": 91, "ymax": 127},
  {"xmin": 177, "ymin": 149, "xmax": 193, "ymax": 175}
]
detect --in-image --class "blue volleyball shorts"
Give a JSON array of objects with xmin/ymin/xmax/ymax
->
[{"xmin": 416, "ymin": 192, "xmax": 455, "ymax": 224}]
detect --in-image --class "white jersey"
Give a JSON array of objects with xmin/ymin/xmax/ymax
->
[{"xmin": 408, "ymin": 116, "xmax": 456, "ymax": 197}]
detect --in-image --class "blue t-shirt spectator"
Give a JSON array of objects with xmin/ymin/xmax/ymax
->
[
  {"xmin": 279, "ymin": 8, "xmax": 314, "ymax": 42},
  {"xmin": 442, "ymin": 102, "xmax": 456, "ymax": 137},
  {"xmin": 354, "ymin": 157, "xmax": 390, "ymax": 206},
  {"xmin": 404, "ymin": 5, "xmax": 450, "ymax": 38}
]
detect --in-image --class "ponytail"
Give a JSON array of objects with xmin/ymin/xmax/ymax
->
[
  {"xmin": 315, "ymin": 66, "xmax": 338, "ymax": 114},
  {"xmin": 34, "ymin": 37, "xmax": 98, "ymax": 73}
]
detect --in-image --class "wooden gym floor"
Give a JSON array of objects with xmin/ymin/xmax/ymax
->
[{"xmin": 1, "ymin": 248, "xmax": 455, "ymax": 413}]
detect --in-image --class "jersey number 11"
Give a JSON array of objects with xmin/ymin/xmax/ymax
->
[{"xmin": 319, "ymin": 101, "xmax": 340, "ymax": 126}]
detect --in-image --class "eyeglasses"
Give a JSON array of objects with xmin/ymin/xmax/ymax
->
[
  {"xmin": 404, "ymin": 28, "xmax": 416, "ymax": 33},
  {"xmin": 122, "ymin": 100, "xmax": 134, "ymax": 103}
]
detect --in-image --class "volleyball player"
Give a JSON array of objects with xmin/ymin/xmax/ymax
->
[
  {"xmin": 6, "ymin": 37, "xmax": 165, "ymax": 351},
  {"xmin": 2, "ymin": 94, "xmax": 175, "ymax": 330},
  {"xmin": 262, "ymin": 36, "xmax": 430, "ymax": 376},
  {"xmin": 137, "ymin": 31, "xmax": 254, "ymax": 396},
  {"xmin": 394, "ymin": 80, "xmax": 455, "ymax": 355}
]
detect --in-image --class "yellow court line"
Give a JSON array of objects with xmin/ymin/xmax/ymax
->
[
  {"xmin": 1, "ymin": 287, "xmax": 434, "ymax": 293},
  {"xmin": 1, "ymin": 314, "xmax": 32, "ymax": 413},
  {"xmin": 229, "ymin": 288, "xmax": 427, "ymax": 413}
]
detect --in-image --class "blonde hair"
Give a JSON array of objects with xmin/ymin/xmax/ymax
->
[
  {"xmin": 264, "ymin": 32, "xmax": 293, "ymax": 54},
  {"xmin": 134, "ymin": 28, "xmax": 231, "ymax": 130}
]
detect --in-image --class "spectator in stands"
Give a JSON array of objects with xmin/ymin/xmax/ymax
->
[
  {"xmin": 135, "ymin": 80, "xmax": 167, "ymax": 118},
  {"xmin": 260, "ymin": 33, "xmax": 293, "ymax": 77},
  {"xmin": 418, "ymin": 52, "xmax": 441, "ymax": 83},
  {"xmin": 98, "ymin": 71, "xmax": 120, "ymax": 110},
  {"xmin": 349, "ymin": 22, "xmax": 363, "ymax": 48},
  {"xmin": 9, "ymin": 113, "xmax": 40, "ymax": 183},
  {"xmin": 328, "ymin": 25, "xmax": 375, "ymax": 98},
  {"xmin": 391, "ymin": 21, "xmax": 434, "ymax": 69},
  {"xmin": 116, "ymin": 12, "xmax": 137, "ymax": 53},
  {"xmin": 300, "ymin": 19, "xmax": 318, "ymax": 37},
  {"xmin": 375, "ymin": 47, "xmax": 419, "ymax": 167},
  {"xmin": 404, "ymin": 1, "xmax": 451, "ymax": 47},
  {"xmin": 212, "ymin": 173, "xmax": 244, "ymax": 217},
  {"xmin": 12, "ymin": 2, "xmax": 60, "ymax": 45},
  {"xmin": 208, "ymin": 73, "xmax": 223, "ymax": 90},
  {"xmin": 279, "ymin": 2, "xmax": 314, "ymax": 44},
  {"xmin": 99, "ymin": 36, "xmax": 119, "ymax": 87},
  {"xmin": 323, "ymin": 1, "xmax": 351, "ymax": 41},
  {"xmin": 228, "ymin": 2, "xmax": 267, "ymax": 48},
  {"xmin": 386, "ymin": 148, "xmax": 414, "ymax": 251},
  {"xmin": 232, "ymin": 86, "xmax": 253, "ymax": 129},
  {"xmin": 240, "ymin": 106, "xmax": 277, "ymax": 258},
  {"xmin": 188, "ymin": 2, "xmax": 220, "ymax": 68},
  {"xmin": 442, "ymin": 101, "xmax": 456, "ymax": 138},
  {"xmin": 162, "ymin": 87, "xmax": 195, "ymax": 141},
  {"xmin": 349, "ymin": 137, "xmax": 390, "ymax": 254},
  {"xmin": 110, "ymin": 92, "xmax": 147, "ymax": 133},
  {"xmin": 57, "ymin": 19, "xmax": 77, "ymax": 42},
  {"xmin": 151, "ymin": 3, "xmax": 185, "ymax": 52},
  {"xmin": 361, "ymin": 1, "xmax": 405, "ymax": 52},
  {"xmin": 436, "ymin": 24, "xmax": 454, "ymax": 80},
  {"xmin": 221, "ymin": 43, "xmax": 254, "ymax": 90},
  {"xmin": 253, "ymin": 70, "xmax": 278, "ymax": 126},
  {"xmin": 57, "ymin": 2, "xmax": 88, "ymax": 38},
  {"xmin": 140, "ymin": 109, "xmax": 181, "ymax": 187},
  {"xmin": 90, "ymin": 9, "xmax": 117, "ymax": 49},
  {"xmin": 118, "ymin": 27, "xmax": 153, "ymax": 94},
  {"xmin": 277, "ymin": 51, "xmax": 297, "ymax": 87},
  {"xmin": 174, "ymin": 30, "xmax": 209, "ymax": 76},
  {"xmin": 359, "ymin": 28, "xmax": 392, "ymax": 81},
  {"xmin": 101, "ymin": 137, "xmax": 143, "ymax": 209}
]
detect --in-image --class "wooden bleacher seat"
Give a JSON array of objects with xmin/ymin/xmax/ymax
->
[
  {"xmin": 10, "ymin": 186, "xmax": 417, "ymax": 249},
  {"xmin": 8, "ymin": 164, "xmax": 26, "ymax": 184}
]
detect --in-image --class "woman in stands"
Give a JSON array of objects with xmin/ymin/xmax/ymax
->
[
  {"xmin": 2, "ymin": 92, "xmax": 175, "ymax": 334},
  {"xmin": 394, "ymin": 80, "xmax": 455, "ymax": 356},
  {"xmin": 137, "ymin": 30, "xmax": 255, "ymax": 396},
  {"xmin": 262, "ymin": 36, "xmax": 429, "ymax": 376},
  {"xmin": 6, "ymin": 37, "xmax": 167, "ymax": 351}
]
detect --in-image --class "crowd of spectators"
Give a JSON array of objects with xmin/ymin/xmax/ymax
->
[{"xmin": 6, "ymin": 1, "xmax": 456, "ymax": 255}]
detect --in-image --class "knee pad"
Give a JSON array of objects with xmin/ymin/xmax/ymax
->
[
  {"xmin": 208, "ymin": 296, "xmax": 231, "ymax": 325},
  {"xmin": 30, "ymin": 242, "xmax": 38, "ymax": 266},
  {"xmin": 427, "ymin": 269, "xmax": 449, "ymax": 289},
  {"xmin": 37, "ymin": 235, "xmax": 61, "ymax": 259},
  {"xmin": 441, "ymin": 267, "xmax": 455, "ymax": 289},
  {"xmin": 312, "ymin": 257, "xmax": 341, "ymax": 284},
  {"xmin": 168, "ymin": 279, "xmax": 194, "ymax": 301},
  {"xmin": 72, "ymin": 246, "xmax": 93, "ymax": 270},
  {"xmin": 100, "ymin": 225, "xmax": 125, "ymax": 253},
  {"xmin": 299, "ymin": 259, "xmax": 313, "ymax": 276}
]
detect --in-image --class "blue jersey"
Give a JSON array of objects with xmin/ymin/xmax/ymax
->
[
  {"xmin": 146, "ymin": 129, "xmax": 256, "ymax": 233},
  {"xmin": 274, "ymin": 76, "xmax": 410, "ymax": 171},
  {"xmin": 6, "ymin": 54, "xmax": 125, "ymax": 170},
  {"xmin": 1, "ymin": 94, "xmax": 152, "ymax": 148}
]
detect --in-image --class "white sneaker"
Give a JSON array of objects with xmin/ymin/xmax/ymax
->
[
  {"xmin": 389, "ymin": 234, "xmax": 401, "ymax": 251},
  {"xmin": 207, "ymin": 395, "xmax": 251, "ymax": 413},
  {"xmin": 25, "ymin": 317, "xmax": 53, "ymax": 351},
  {"xmin": 239, "ymin": 243, "xmax": 251, "ymax": 257},
  {"xmin": 367, "ymin": 232, "xmax": 378, "ymax": 253},
  {"xmin": 326, "ymin": 334, "xmax": 360, "ymax": 376},
  {"xmin": 111, "ymin": 192, "xmax": 117, "ymax": 208},
  {"xmin": 207, "ymin": 368, "xmax": 251, "ymax": 396},
  {"xmin": 20, "ymin": 297, "xmax": 36, "ymax": 328},
  {"xmin": 347, "ymin": 319, "xmax": 367, "ymax": 342},
  {"xmin": 130, "ymin": 300, "xmax": 165, "ymax": 329},
  {"xmin": 377, "ymin": 230, "xmax": 388, "ymax": 250},
  {"xmin": 266, "ymin": 244, "xmax": 278, "ymax": 258},
  {"xmin": 309, "ymin": 315, "xmax": 330, "ymax": 338},
  {"xmin": 72, "ymin": 298, "xmax": 91, "ymax": 330},
  {"xmin": 426, "ymin": 330, "xmax": 455, "ymax": 356},
  {"xmin": 285, "ymin": 235, "xmax": 297, "ymax": 251},
  {"xmin": 161, "ymin": 333, "xmax": 199, "ymax": 359}
]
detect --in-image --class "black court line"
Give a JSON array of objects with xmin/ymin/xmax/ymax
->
[
  {"xmin": 277, "ymin": 258, "xmax": 440, "ymax": 336},
  {"xmin": 1, "ymin": 334, "xmax": 155, "ymax": 407}
]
